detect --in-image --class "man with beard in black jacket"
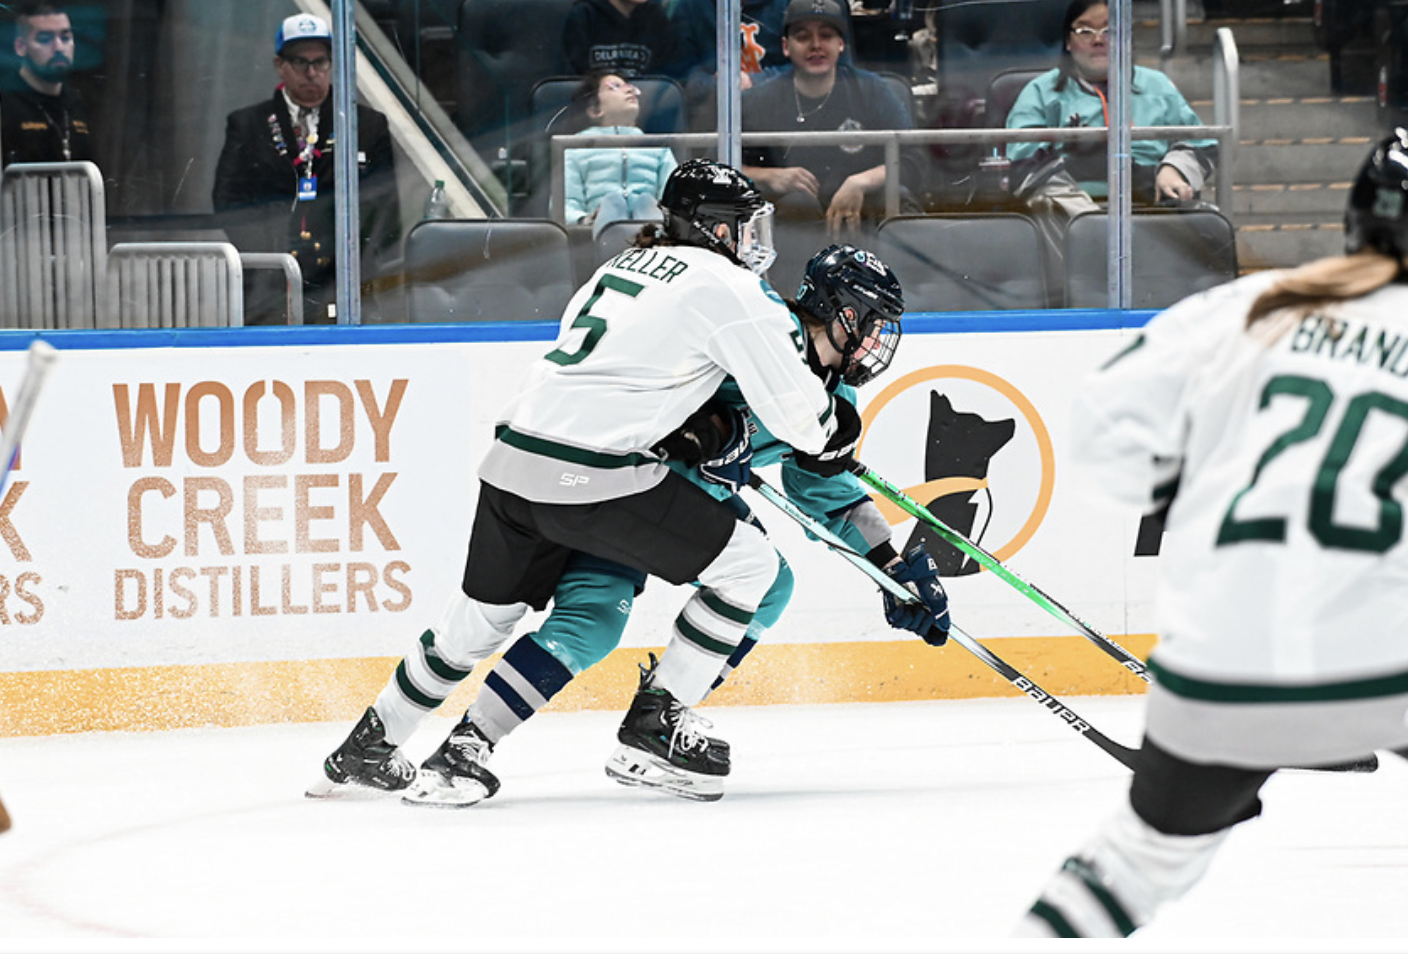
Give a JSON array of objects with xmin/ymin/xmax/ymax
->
[
  {"xmin": 212, "ymin": 13, "xmax": 401, "ymax": 324},
  {"xmin": 0, "ymin": 1, "xmax": 94, "ymax": 167}
]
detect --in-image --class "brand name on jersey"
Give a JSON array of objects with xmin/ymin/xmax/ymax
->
[{"xmin": 559, "ymin": 472, "xmax": 591, "ymax": 487}]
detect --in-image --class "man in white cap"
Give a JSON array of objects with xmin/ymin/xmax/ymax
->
[{"xmin": 212, "ymin": 13, "xmax": 401, "ymax": 324}]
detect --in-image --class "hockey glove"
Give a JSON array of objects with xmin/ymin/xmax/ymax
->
[
  {"xmin": 699, "ymin": 407, "xmax": 755, "ymax": 495},
  {"xmin": 654, "ymin": 401, "xmax": 729, "ymax": 467},
  {"xmin": 793, "ymin": 395, "xmax": 861, "ymax": 478},
  {"xmin": 882, "ymin": 545, "xmax": 950, "ymax": 647}
]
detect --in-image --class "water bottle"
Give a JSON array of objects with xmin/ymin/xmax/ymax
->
[{"xmin": 423, "ymin": 179, "xmax": 450, "ymax": 220}]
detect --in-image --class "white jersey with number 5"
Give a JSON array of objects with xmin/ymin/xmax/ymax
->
[
  {"xmin": 479, "ymin": 243, "xmax": 839, "ymax": 505},
  {"xmin": 1072, "ymin": 268, "xmax": 1408, "ymax": 765}
]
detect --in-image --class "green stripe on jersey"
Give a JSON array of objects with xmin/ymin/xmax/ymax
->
[
  {"xmin": 1150, "ymin": 658, "xmax": 1408, "ymax": 702},
  {"xmin": 495, "ymin": 425, "xmax": 656, "ymax": 469}
]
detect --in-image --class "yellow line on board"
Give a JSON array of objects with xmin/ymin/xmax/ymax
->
[{"xmin": 0, "ymin": 634, "xmax": 1157, "ymax": 738}]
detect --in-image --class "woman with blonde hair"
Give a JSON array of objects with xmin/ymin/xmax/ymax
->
[{"xmin": 1016, "ymin": 129, "xmax": 1408, "ymax": 937}]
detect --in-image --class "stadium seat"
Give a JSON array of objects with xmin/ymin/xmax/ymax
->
[
  {"xmin": 874, "ymin": 214, "xmax": 1050, "ymax": 311},
  {"xmin": 403, "ymin": 218, "xmax": 575, "ymax": 322},
  {"xmin": 984, "ymin": 67, "xmax": 1048, "ymax": 132},
  {"xmin": 1062, "ymin": 207, "xmax": 1239, "ymax": 309}
]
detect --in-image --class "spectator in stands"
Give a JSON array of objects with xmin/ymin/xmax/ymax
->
[
  {"xmin": 0, "ymin": 1, "xmax": 94, "ymax": 168},
  {"xmin": 670, "ymin": 0, "xmax": 791, "ymax": 129},
  {"xmin": 741, "ymin": 0, "xmax": 913, "ymax": 237},
  {"xmin": 562, "ymin": 71, "xmax": 678, "ymax": 237},
  {"xmin": 561, "ymin": 0, "xmax": 681, "ymax": 78},
  {"xmin": 1004, "ymin": 0, "xmax": 1218, "ymax": 206},
  {"xmin": 212, "ymin": 13, "xmax": 401, "ymax": 324}
]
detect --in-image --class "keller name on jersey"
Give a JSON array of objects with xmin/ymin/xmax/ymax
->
[
  {"xmin": 1289, "ymin": 312, "xmax": 1408, "ymax": 376},
  {"xmin": 606, "ymin": 247, "xmax": 689, "ymax": 284}
]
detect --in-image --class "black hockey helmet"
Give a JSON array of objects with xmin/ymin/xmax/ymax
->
[
  {"xmin": 1345, "ymin": 127, "xmax": 1408, "ymax": 259},
  {"xmin": 796, "ymin": 244, "xmax": 904, "ymax": 387},
  {"xmin": 659, "ymin": 159, "xmax": 776, "ymax": 274}
]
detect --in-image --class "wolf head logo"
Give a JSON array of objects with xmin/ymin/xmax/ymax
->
[{"xmin": 903, "ymin": 392, "xmax": 1015, "ymax": 576}]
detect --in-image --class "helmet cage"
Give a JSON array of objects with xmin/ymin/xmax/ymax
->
[{"xmin": 799, "ymin": 245, "xmax": 905, "ymax": 387}]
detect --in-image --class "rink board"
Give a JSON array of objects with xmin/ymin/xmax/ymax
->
[{"xmin": 0, "ymin": 313, "xmax": 1162, "ymax": 736}]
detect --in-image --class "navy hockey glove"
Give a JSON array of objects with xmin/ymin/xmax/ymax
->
[
  {"xmin": 699, "ymin": 407, "xmax": 755, "ymax": 495},
  {"xmin": 882, "ymin": 545, "xmax": 950, "ymax": 646},
  {"xmin": 794, "ymin": 396, "xmax": 861, "ymax": 478}
]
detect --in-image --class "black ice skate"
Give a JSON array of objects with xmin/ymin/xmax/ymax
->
[
  {"xmin": 306, "ymin": 706, "xmax": 415, "ymax": 797},
  {"xmin": 605, "ymin": 653, "xmax": 730, "ymax": 802},
  {"xmin": 401, "ymin": 717, "xmax": 502, "ymax": 808}
]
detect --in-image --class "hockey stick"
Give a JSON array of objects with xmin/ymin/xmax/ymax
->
[
  {"xmin": 848, "ymin": 463, "xmax": 1378, "ymax": 775},
  {"xmin": 0, "ymin": 340, "xmax": 58, "ymax": 494},
  {"xmin": 850, "ymin": 461, "xmax": 1151, "ymax": 683},
  {"xmin": 0, "ymin": 340, "xmax": 58, "ymax": 836},
  {"xmin": 746, "ymin": 473, "xmax": 1141, "ymax": 771}
]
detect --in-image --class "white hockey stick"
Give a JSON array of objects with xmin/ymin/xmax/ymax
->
[
  {"xmin": 0, "ymin": 340, "xmax": 57, "ymax": 835},
  {"xmin": 0, "ymin": 340, "xmax": 59, "ymax": 494}
]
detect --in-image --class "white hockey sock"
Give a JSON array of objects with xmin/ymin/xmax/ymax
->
[
  {"xmin": 1017, "ymin": 801, "xmax": 1231, "ymax": 937},
  {"xmin": 374, "ymin": 593, "xmax": 529, "ymax": 746}
]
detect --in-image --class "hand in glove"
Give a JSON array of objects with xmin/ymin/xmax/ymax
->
[
  {"xmin": 699, "ymin": 407, "xmax": 755, "ymax": 495},
  {"xmin": 882, "ymin": 545, "xmax": 950, "ymax": 646},
  {"xmin": 793, "ymin": 396, "xmax": 861, "ymax": 478}
]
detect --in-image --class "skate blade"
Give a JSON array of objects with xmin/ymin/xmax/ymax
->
[
  {"xmin": 605, "ymin": 745, "xmax": 725, "ymax": 802},
  {"xmin": 304, "ymin": 768, "xmax": 410, "ymax": 800},
  {"xmin": 400, "ymin": 770, "xmax": 492, "ymax": 809}
]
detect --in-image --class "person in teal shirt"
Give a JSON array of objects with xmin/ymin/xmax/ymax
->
[{"xmin": 1005, "ymin": 0, "xmax": 1217, "ymax": 204}]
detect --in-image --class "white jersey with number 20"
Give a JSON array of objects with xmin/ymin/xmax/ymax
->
[{"xmin": 1072, "ymin": 269, "xmax": 1408, "ymax": 765}]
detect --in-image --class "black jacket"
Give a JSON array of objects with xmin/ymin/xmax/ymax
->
[
  {"xmin": 0, "ymin": 73, "xmax": 94, "ymax": 167},
  {"xmin": 211, "ymin": 89, "xmax": 401, "ymax": 308},
  {"xmin": 561, "ymin": 0, "xmax": 681, "ymax": 78}
]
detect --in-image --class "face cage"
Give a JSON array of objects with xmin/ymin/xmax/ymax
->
[
  {"xmin": 835, "ymin": 310, "xmax": 901, "ymax": 387},
  {"xmin": 735, "ymin": 203, "xmax": 777, "ymax": 275}
]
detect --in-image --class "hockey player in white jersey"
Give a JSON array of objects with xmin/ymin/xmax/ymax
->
[
  {"xmin": 309, "ymin": 160, "xmax": 869, "ymax": 801},
  {"xmin": 1016, "ymin": 130, "xmax": 1408, "ymax": 937},
  {"xmin": 309, "ymin": 242, "xmax": 951, "ymax": 805}
]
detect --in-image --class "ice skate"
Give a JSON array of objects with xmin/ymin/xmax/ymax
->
[
  {"xmin": 306, "ymin": 706, "xmax": 415, "ymax": 797},
  {"xmin": 401, "ymin": 718, "xmax": 501, "ymax": 808},
  {"xmin": 605, "ymin": 654, "xmax": 730, "ymax": 802}
]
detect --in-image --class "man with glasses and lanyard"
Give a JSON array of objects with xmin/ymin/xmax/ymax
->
[{"xmin": 212, "ymin": 13, "xmax": 401, "ymax": 324}]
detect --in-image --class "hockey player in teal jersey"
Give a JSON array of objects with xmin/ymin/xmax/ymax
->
[{"xmin": 309, "ymin": 241, "xmax": 952, "ymax": 806}]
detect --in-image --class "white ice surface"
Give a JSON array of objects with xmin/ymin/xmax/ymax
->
[{"xmin": 0, "ymin": 695, "xmax": 1403, "ymax": 952}]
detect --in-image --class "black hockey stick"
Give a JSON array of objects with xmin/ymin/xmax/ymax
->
[
  {"xmin": 851, "ymin": 461, "xmax": 1151, "ymax": 683},
  {"xmin": 746, "ymin": 473, "xmax": 1141, "ymax": 771},
  {"xmin": 848, "ymin": 463, "xmax": 1378, "ymax": 775}
]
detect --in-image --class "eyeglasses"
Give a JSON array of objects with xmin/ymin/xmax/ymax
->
[
  {"xmin": 282, "ymin": 55, "xmax": 332, "ymax": 74},
  {"xmin": 1069, "ymin": 26, "xmax": 1110, "ymax": 39}
]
